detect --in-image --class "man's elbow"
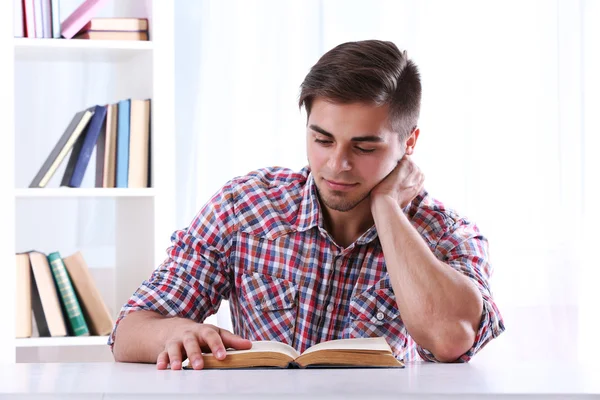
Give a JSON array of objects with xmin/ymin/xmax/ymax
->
[{"xmin": 430, "ymin": 322, "xmax": 476, "ymax": 362}]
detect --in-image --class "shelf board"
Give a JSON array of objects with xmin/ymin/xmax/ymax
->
[
  {"xmin": 16, "ymin": 336, "xmax": 109, "ymax": 348},
  {"xmin": 14, "ymin": 38, "xmax": 153, "ymax": 62},
  {"xmin": 15, "ymin": 188, "xmax": 156, "ymax": 198}
]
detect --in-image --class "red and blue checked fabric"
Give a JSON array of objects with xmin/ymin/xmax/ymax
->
[{"xmin": 109, "ymin": 167, "xmax": 505, "ymax": 362}]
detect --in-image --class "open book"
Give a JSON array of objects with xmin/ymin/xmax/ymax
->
[{"xmin": 195, "ymin": 337, "xmax": 404, "ymax": 369}]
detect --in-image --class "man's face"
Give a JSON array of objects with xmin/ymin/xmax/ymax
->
[{"xmin": 306, "ymin": 98, "xmax": 405, "ymax": 212}]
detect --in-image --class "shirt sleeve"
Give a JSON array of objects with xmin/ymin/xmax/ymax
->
[
  {"xmin": 107, "ymin": 183, "xmax": 239, "ymax": 349},
  {"xmin": 416, "ymin": 218, "xmax": 505, "ymax": 362}
]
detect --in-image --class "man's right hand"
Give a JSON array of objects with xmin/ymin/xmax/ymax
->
[{"xmin": 156, "ymin": 320, "xmax": 252, "ymax": 370}]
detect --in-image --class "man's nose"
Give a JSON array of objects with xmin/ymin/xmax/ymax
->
[{"xmin": 328, "ymin": 148, "xmax": 351, "ymax": 172}]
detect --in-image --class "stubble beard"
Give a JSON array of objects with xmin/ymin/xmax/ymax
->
[{"xmin": 316, "ymin": 186, "xmax": 371, "ymax": 212}]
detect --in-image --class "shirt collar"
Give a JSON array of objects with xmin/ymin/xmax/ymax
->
[{"xmin": 296, "ymin": 171, "xmax": 322, "ymax": 232}]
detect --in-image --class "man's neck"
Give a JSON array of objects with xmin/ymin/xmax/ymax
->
[{"xmin": 320, "ymin": 198, "xmax": 374, "ymax": 248}]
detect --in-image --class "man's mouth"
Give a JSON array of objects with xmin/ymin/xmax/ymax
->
[{"xmin": 323, "ymin": 178, "xmax": 358, "ymax": 191}]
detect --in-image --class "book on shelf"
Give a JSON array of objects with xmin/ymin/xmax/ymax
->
[
  {"xmin": 15, "ymin": 253, "xmax": 32, "ymax": 338},
  {"xmin": 128, "ymin": 99, "xmax": 151, "ymax": 188},
  {"xmin": 60, "ymin": 0, "xmax": 110, "ymax": 39},
  {"xmin": 13, "ymin": 0, "xmax": 24, "ymax": 38},
  {"xmin": 61, "ymin": 105, "xmax": 107, "ymax": 188},
  {"xmin": 193, "ymin": 337, "xmax": 404, "ymax": 369},
  {"xmin": 73, "ymin": 30, "xmax": 149, "ymax": 41},
  {"xmin": 15, "ymin": 250, "xmax": 113, "ymax": 339},
  {"xmin": 29, "ymin": 99, "xmax": 151, "ymax": 189},
  {"xmin": 81, "ymin": 18, "xmax": 149, "ymax": 32},
  {"xmin": 29, "ymin": 109, "xmax": 94, "ymax": 188},
  {"xmin": 18, "ymin": 0, "xmax": 60, "ymax": 38},
  {"xmin": 63, "ymin": 252, "xmax": 114, "ymax": 336},
  {"xmin": 95, "ymin": 103, "xmax": 118, "ymax": 188},
  {"xmin": 116, "ymin": 99, "xmax": 131, "ymax": 188},
  {"xmin": 28, "ymin": 251, "xmax": 68, "ymax": 337},
  {"xmin": 16, "ymin": 0, "xmax": 149, "ymax": 40},
  {"xmin": 47, "ymin": 252, "xmax": 90, "ymax": 336}
]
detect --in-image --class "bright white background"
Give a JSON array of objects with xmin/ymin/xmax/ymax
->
[{"xmin": 173, "ymin": 0, "xmax": 600, "ymax": 365}]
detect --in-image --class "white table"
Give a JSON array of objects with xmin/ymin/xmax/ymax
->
[{"xmin": 1, "ymin": 361, "xmax": 598, "ymax": 399}]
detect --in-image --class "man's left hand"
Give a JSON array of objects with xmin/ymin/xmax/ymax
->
[{"xmin": 370, "ymin": 155, "xmax": 424, "ymax": 209}]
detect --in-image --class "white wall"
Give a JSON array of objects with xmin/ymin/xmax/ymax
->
[{"xmin": 173, "ymin": 0, "xmax": 599, "ymax": 364}]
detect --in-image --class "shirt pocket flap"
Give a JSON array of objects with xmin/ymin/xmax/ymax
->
[
  {"xmin": 350, "ymin": 286, "xmax": 400, "ymax": 325},
  {"xmin": 241, "ymin": 272, "xmax": 298, "ymax": 311}
]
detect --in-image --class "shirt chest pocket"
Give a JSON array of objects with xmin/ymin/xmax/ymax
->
[
  {"xmin": 346, "ymin": 285, "xmax": 407, "ymax": 357},
  {"xmin": 239, "ymin": 272, "xmax": 298, "ymax": 346}
]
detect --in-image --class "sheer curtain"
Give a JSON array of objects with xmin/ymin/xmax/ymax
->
[{"xmin": 174, "ymin": 0, "xmax": 598, "ymax": 363}]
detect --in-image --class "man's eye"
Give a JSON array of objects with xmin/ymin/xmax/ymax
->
[
  {"xmin": 315, "ymin": 139, "xmax": 332, "ymax": 145},
  {"xmin": 356, "ymin": 147, "xmax": 375, "ymax": 154}
]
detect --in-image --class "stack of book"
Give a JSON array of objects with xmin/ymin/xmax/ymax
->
[
  {"xmin": 29, "ymin": 99, "xmax": 152, "ymax": 189},
  {"xmin": 15, "ymin": 250, "xmax": 114, "ymax": 338},
  {"xmin": 72, "ymin": 18, "xmax": 149, "ymax": 41}
]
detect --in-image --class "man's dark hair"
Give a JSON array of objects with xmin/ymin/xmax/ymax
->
[{"xmin": 299, "ymin": 40, "xmax": 421, "ymax": 138}]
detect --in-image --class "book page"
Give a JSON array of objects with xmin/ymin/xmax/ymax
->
[
  {"xmin": 220, "ymin": 341, "xmax": 300, "ymax": 360},
  {"xmin": 301, "ymin": 337, "xmax": 392, "ymax": 356}
]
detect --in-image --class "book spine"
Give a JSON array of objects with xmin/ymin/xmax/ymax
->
[
  {"xmin": 128, "ymin": 99, "xmax": 151, "ymax": 188},
  {"xmin": 50, "ymin": 0, "xmax": 60, "ymax": 38},
  {"xmin": 41, "ymin": 0, "xmax": 51, "ymax": 38},
  {"xmin": 14, "ymin": 0, "xmax": 25, "ymax": 38},
  {"xmin": 23, "ymin": 0, "xmax": 35, "ymax": 37},
  {"xmin": 103, "ymin": 103, "xmax": 118, "ymax": 188},
  {"xmin": 94, "ymin": 106, "xmax": 107, "ymax": 187},
  {"xmin": 47, "ymin": 252, "xmax": 90, "ymax": 336},
  {"xmin": 116, "ymin": 99, "xmax": 131, "ymax": 188},
  {"xmin": 68, "ymin": 105, "xmax": 107, "ymax": 188},
  {"xmin": 60, "ymin": 0, "xmax": 109, "ymax": 39},
  {"xmin": 33, "ymin": 0, "xmax": 43, "ymax": 38}
]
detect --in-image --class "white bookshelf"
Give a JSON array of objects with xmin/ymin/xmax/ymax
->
[
  {"xmin": 1, "ymin": 0, "xmax": 176, "ymax": 363},
  {"xmin": 15, "ymin": 188, "xmax": 156, "ymax": 198}
]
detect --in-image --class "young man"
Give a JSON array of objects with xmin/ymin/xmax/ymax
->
[{"xmin": 110, "ymin": 40, "xmax": 505, "ymax": 369}]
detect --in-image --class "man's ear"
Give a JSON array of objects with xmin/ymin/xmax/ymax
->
[{"xmin": 404, "ymin": 127, "xmax": 420, "ymax": 155}]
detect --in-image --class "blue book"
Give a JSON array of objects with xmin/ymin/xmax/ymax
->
[
  {"xmin": 116, "ymin": 99, "xmax": 131, "ymax": 188},
  {"xmin": 61, "ymin": 105, "xmax": 107, "ymax": 188}
]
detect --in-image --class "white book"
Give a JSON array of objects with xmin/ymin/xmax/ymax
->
[{"xmin": 13, "ymin": 0, "xmax": 24, "ymax": 37}]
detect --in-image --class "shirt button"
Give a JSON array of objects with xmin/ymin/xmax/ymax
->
[
  {"xmin": 376, "ymin": 311, "xmax": 384, "ymax": 321},
  {"xmin": 326, "ymin": 304, "xmax": 334, "ymax": 313}
]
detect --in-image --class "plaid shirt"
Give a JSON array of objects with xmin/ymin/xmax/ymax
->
[{"xmin": 109, "ymin": 166, "xmax": 504, "ymax": 362}]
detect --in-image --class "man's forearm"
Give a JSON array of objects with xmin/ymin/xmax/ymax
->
[
  {"xmin": 371, "ymin": 195, "xmax": 483, "ymax": 362},
  {"xmin": 112, "ymin": 310, "xmax": 183, "ymax": 363}
]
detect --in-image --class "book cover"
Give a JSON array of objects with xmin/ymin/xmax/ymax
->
[
  {"xmin": 128, "ymin": 99, "xmax": 151, "ymax": 188},
  {"xmin": 81, "ymin": 17, "xmax": 149, "ymax": 32},
  {"xmin": 73, "ymin": 31, "xmax": 148, "ymax": 41},
  {"xmin": 29, "ymin": 251, "xmax": 68, "ymax": 337},
  {"xmin": 63, "ymin": 252, "xmax": 114, "ymax": 336},
  {"xmin": 62, "ymin": 105, "xmax": 107, "ymax": 188},
  {"xmin": 15, "ymin": 253, "xmax": 32, "ymax": 338},
  {"xmin": 60, "ymin": 0, "xmax": 109, "ymax": 39},
  {"xmin": 47, "ymin": 252, "xmax": 90, "ymax": 336},
  {"xmin": 193, "ymin": 337, "xmax": 404, "ymax": 369},
  {"xmin": 29, "ymin": 109, "xmax": 94, "ymax": 188},
  {"xmin": 116, "ymin": 99, "xmax": 131, "ymax": 188}
]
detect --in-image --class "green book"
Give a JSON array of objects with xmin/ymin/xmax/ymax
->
[{"xmin": 47, "ymin": 252, "xmax": 90, "ymax": 336}]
